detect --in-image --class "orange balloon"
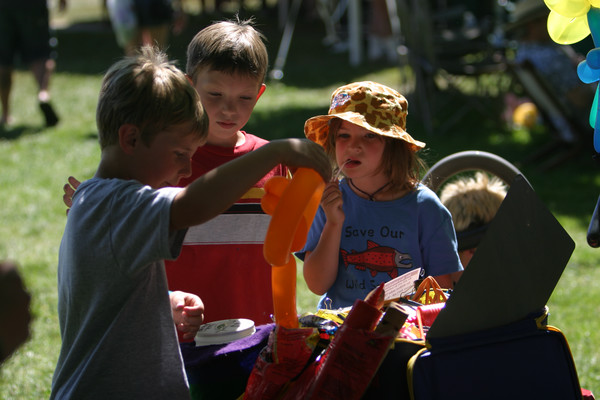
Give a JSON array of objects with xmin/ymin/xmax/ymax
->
[
  {"xmin": 263, "ymin": 175, "xmax": 289, "ymax": 195},
  {"xmin": 260, "ymin": 193, "xmax": 279, "ymax": 215},
  {"xmin": 262, "ymin": 167, "xmax": 325, "ymax": 329},
  {"xmin": 290, "ymin": 181, "xmax": 324, "ymax": 252},
  {"xmin": 263, "ymin": 168, "xmax": 325, "ymax": 266},
  {"xmin": 271, "ymin": 256, "xmax": 298, "ymax": 329},
  {"xmin": 290, "ymin": 216, "xmax": 309, "ymax": 253},
  {"xmin": 261, "ymin": 176, "xmax": 289, "ymax": 215}
]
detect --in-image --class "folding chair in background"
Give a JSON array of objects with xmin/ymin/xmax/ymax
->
[{"xmin": 507, "ymin": 59, "xmax": 592, "ymax": 170}]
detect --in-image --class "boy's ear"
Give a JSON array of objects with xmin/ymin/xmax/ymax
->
[
  {"xmin": 257, "ymin": 84, "xmax": 266, "ymax": 100},
  {"xmin": 118, "ymin": 124, "xmax": 141, "ymax": 154},
  {"xmin": 185, "ymin": 74, "xmax": 194, "ymax": 86}
]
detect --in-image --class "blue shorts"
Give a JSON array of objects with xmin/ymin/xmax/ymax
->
[{"xmin": 0, "ymin": 4, "xmax": 51, "ymax": 67}]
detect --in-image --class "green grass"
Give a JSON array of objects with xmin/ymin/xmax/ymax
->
[{"xmin": 1, "ymin": 2, "xmax": 599, "ymax": 397}]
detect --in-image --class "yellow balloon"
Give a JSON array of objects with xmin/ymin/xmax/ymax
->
[
  {"xmin": 591, "ymin": 0, "xmax": 600, "ymax": 8},
  {"xmin": 548, "ymin": 10, "xmax": 590, "ymax": 44},
  {"xmin": 544, "ymin": 0, "xmax": 590, "ymax": 17}
]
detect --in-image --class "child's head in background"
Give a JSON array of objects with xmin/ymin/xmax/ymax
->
[
  {"xmin": 185, "ymin": 18, "xmax": 268, "ymax": 147},
  {"xmin": 304, "ymin": 81, "xmax": 426, "ymax": 192},
  {"xmin": 440, "ymin": 172, "xmax": 507, "ymax": 266},
  {"xmin": 186, "ymin": 17, "xmax": 268, "ymax": 84}
]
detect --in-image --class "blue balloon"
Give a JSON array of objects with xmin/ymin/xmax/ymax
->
[
  {"xmin": 583, "ymin": 9, "xmax": 600, "ymax": 153},
  {"xmin": 587, "ymin": 48, "xmax": 600, "ymax": 68},
  {"xmin": 578, "ymin": 60, "xmax": 600, "ymax": 83},
  {"xmin": 589, "ymin": 8, "xmax": 600, "ymax": 48},
  {"xmin": 591, "ymin": 87, "xmax": 599, "ymax": 128},
  {"xmin": 592, "ymin": 92, "xmax": 600, "ymax": 153}
]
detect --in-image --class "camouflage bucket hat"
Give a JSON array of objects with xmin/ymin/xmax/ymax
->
[{"xmin": 304, "ymin": 81, "xmax": 425, "ymax": 151}]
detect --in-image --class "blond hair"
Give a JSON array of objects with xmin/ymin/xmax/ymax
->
[
  {"xmin": 96, "ymin": 46, "xmax": 207, "ymax": 149},
  {"xmin": 440, "ymin": 172, "xmax": 507, "ymax": 232}
]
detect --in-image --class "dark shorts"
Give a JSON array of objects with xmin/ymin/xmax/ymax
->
[
  {"xmin": 133, "ymin": 0, "xmax": 174, "ymax": 28},
  {"xmin": 0, "ymin": 4, "xmax": 51, "ymax": 67}
]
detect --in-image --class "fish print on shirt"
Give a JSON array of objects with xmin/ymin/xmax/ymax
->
[{"xmin": 340, "ymin": 240, "xmax": 413, "ymax": 279}]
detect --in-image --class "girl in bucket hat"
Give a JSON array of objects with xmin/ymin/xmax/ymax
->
[{"xmin": 296, "ymin": 81, "xmax": 463, "ymax": 310}]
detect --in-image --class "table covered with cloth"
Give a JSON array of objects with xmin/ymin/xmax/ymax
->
[{"xmin": 180, "ymin": 323, "xmax": 274, "ymax": 400}]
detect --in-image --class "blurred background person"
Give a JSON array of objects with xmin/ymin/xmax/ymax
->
[
  {"xmin": 367, "ymin": 0, "xmax": 397, "ymax": 63},
  {"xmin": 106, "ymin": 0, "xmax": 186, "ymax": 56},
  {"xmin": 0, "ymin": 0, "xmax": 66, "ymax": 127}
]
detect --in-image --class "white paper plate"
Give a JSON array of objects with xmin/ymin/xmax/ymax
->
[{"xmin": 194, "ymin": 318, "xmax": 256, "ymax": 346}]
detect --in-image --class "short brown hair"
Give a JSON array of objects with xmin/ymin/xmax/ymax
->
[
  {"xmin": 186, "ymin": 17, "xmax": 268, "ymax": 84},
  {"xmin": 96, "ymin": 46, "xmax": 207, "ymax": 149}
]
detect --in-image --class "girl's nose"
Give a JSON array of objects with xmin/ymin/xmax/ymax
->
[{"xmin": 348, "ymin": 136, "xmax": 362, "ymax": 150}]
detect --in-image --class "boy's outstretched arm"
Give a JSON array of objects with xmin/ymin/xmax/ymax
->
[{"xmin": 170, "ymin": 138, "xmax": 332, "ymax": 231}]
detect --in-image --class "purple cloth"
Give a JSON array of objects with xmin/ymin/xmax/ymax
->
[{"xmin": 180, "ymin": 324, "xmax": 274, "ymax": 384}]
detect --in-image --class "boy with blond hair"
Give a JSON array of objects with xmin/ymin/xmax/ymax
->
[
  {"xmin": 440, "ymin": 172, "xmax": 507, "ymax": 268},
  {"xmin": 51, "ymin": 46, "xmax": 330, "ymax": 399}
]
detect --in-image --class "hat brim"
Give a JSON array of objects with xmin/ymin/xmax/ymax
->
[{"xmin": 304, "ymin": 112, "xmax": 425, "ymax": 151}]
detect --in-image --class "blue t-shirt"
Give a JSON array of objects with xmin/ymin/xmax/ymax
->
[
  {"xmin": 297, "ymin": 180, "xmax": 462, "ymax": 310},
  {"xmin": 51, "ymin": 178, "xmax": 191, "ymax": 399}
]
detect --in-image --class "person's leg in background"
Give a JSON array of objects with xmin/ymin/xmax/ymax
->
[
  {"xmin": 142, "ymin": 25, "xmax": 170, "ymax": 49},
  {"xmin": 32, "ymin": 57, "xmax": 59, "ymax": 127},
  {"xmin": 0, "ymin": 2, "xmax": 59, "ymax": 127},
  {"xmin": 26, "ymin": 2, "xmax": 59, "ymax": 126},
  {"xmin": 135, "ymin": 0, "xmax": 176, "ymax": 51},
  {"xmin": 0, "ymin": 66, "xmax": 12, "ymax": 126}
]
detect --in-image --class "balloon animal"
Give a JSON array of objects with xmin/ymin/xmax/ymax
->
[
  {"xmin": 545, "ymin": 0, "xmax": 600, "ymax": 151},
  {"xmin": 261, "ymin": 168, "xmax": 325, "ymax": 328}
]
